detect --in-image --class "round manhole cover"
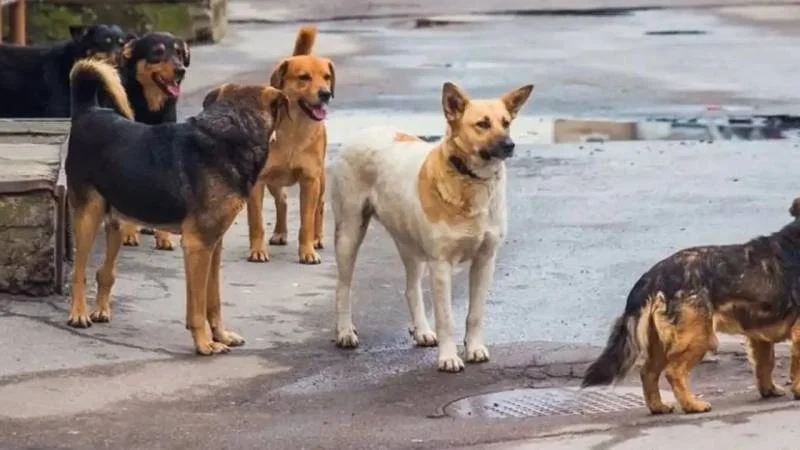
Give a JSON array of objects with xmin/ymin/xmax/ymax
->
[{"xmin": 444, "ymin": 387, "xmax": 675, "ymax": 419}]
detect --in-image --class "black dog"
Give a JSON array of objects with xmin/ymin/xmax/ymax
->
[
  {"xmin": 109, "ymin": 32, "xmax": 191, "ymax": 249},
  {"xmin": 0, "ymin": 24, "xmax": 131, "ymax": 118},
  {"xmin": 66, "ymin": 58, "xmax": 288, "ymax": 355}
]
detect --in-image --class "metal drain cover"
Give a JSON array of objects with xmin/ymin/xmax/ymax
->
[{"xmin": 444, "ymin": 387, "xmax": 675, "ymax": 419}]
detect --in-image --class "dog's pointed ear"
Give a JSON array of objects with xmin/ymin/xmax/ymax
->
[
  {"xmin": 121, "ymin": 39, "xmax": 135, "ymax": 63},
  {"xmin": 326, "ymin": 59, "xmax": 336, "ymax": 99},
  {"xmin": 442, "ymin": 82, "xmax": 469, "ymax": 123},
  {"xmin": 269, "ymin": 60, "xmax": 289, "ymax": 89},
  {"xmin": 202, "ymin": 84, "xmax": 227, "ymax": 109},
  {"xmin": 500, "ymin": 84, "xmax": 534, "ymax": 119},
  {"xmin": 178, "ymin": 39, "xmax": 191, "ymax": 67},
  {"xmin": 262, "ymin": 87, "xmax": 291, "ymax": 129},
  {"xmin": 124, "ymin": 33, "xmax": 138, "ymax": 45},
  {"xmin": 69, "ymin": 25, "xmax": 89, "ymax": 42}
]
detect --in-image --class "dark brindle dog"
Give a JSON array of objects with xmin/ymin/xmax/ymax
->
[
  {"xmin": 109, "ymin": 32, "xmax": 192, "ymax": 251},
  {"xmin": 66, "ymin": 58, "xmax": 288, "ymax": 355},
  {"xmin": 583, "ymin": 200, "xmax": 800, "ymax": 414},
  {"xmin": 0, "ymin": 24, "xmax": 130, "ymax": 118}
]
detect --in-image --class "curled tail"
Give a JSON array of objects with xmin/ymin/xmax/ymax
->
[
  {"xmin": 581, "ymin": 281, "xmax": 658, "ymax": 388},
  {"xmin": 293, "ymin": 26, "xmax": 317, "ymax": 56},
  {"xmin": 69, "ymin": 58, "xmax": 134, "ymax": 120}
]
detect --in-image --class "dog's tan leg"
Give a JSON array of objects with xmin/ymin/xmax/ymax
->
[
  {"xmin": 298, "ymin": 177, "xmax": 322, "ymax": 264},
  {"xmin": 663, "ymin": 301, "xmax": 714, "ymax": 413},
  {"xmin": 313, "ymin": 169, "xmax": 325, "ymax": 250},
  {"xmin": 120, "ymin": 221, "xmax": 140, "ymax": 246},
  {"xmin": 247, "ymin": 180, "xmax": 269, "ymax": 262},
  {"xmin": 91, "ymin": 220, "xmax": 123, "ymax": 323},
  {"xmin": 153, "ymin": 229, "xmax": 175, "ymax": 251},
  {"xmin": 429, "ymin": 261, "xmax": 463, "ymax": 372},
  {"xmin": 464, "ymin": 247, "xmax": 498, "ymax": 364},
  {"xmin": 641, "ymin": 325, "xmax": 674, "ymax": 414},
  {"xmin": 333, "ymin": 209, "xmax": 371, "ymax": 348},
  {"xmin": 207, "ymin": 240, "xmax": 244, "ymax": 347},
  {"xmin": 67, "ymin": 192, "xmax": 105, "ymax": 328},
  {"xmin": 268, "ymin": 183, "xmax": 289, "ymax": 246},
  {"xmin": 746, "ymin": 337, "xmax": 785, "ymax": 398},
  {"xmin": 789, "ymin": 322, "xmax": 800, "ymax": 399},
  {"xmin": 182, "ymin": 232, "xmax": 227, "ymax": 355},
  {"xmin": 398, "ymin": 247, "xmax": 436, "ymax": 347}
]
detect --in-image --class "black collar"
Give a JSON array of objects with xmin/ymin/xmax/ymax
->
[{"xmin": 448, "ymin": 155, "xmax": 484, "ymax": 181}]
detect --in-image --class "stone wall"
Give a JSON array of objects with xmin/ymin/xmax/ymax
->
[{"xmin": 25, "ymin": 0, "xmax": 228, "ymax": 44}]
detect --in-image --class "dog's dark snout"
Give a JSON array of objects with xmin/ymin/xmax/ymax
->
[
  {"xmin": 174, "ymin": 65, "xmax": 186, "ymax": 81},
  {"xmin": 500, "ymin": 137, "xmax": 515, "ymax": 157},
  {"xmin": 318, "ymin": 89, "xmax": 332, "ymax": 104}
]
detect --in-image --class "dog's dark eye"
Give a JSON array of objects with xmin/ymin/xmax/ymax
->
[
  {"xmin": 298, "ymin": 73, "xmax": 312, "ymax": 82},
  {"xmin": 323, "ymin": 74, "xmax": 331, "ymax": 81},
  {"xmin": 118, "ymin": 38, "xmax": 124, "ymax": 44},
  {"xmin": 476, "ymin": 119, "xmax": 491, "ymax": 130},
  {"xmin": 501, "ymin": 118, "xmax": 510, "ymax": 129}
]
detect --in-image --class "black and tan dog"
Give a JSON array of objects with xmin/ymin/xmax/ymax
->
[
  {"xmin": 0, "ymin": 24, "xmax": 131, "ymax": 118},
  {"xmin": 583, "ymin": 201, "xmax": 800, "ymax": 414},
  {"xmin": 108, "ymin": 32, "xmax": 192, "ymax": 251},
  {"xmin": 66, "ymin": 58, "xmax": 288, "ymax": 355}
]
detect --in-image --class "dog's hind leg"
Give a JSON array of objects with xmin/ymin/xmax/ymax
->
[
  {"xmin": 313, "ymin": 170, "xmax": 325, "ymax": 250},
  {"xmin": 67, "ymin": 191, "xmax": 106, "ymax": 328},
  {"xmin": 246, "ymin": 181, "xmax": 270, "ymax": 262},
  {"xmin": 641, "ymin": 318, "xmax": 674, "ymax": 414},
  {"xmin": 267, "ymin": 183, "xmax": 289, "ymax": 246},
  {"xmin": 333, "ymin": 202, "xmax": 371, "ymax": 348},
  {"xmin": 396, "ymin": 245, "xmax": 436, "ymax": 347},
  {"xmin": 660, "ymin": 291, "xmax": 715, "ymax": 413},
  {"xmin": 91, "ymin": 220, "xmax": 123, "ymax": 323},
  {"xmin": 207, "ymin": 239, "xmax": 244, "ymax": 348},
  {"xmin": 791, "ymin": 322, "xmax": 800, "ymax": 399},
  {"xmin": 746, "ymin": 338, "xmax": 785, "ymax": 398},
  {"xmin": 120, "ymin": 221, "xmax": 140, "ymax": 246},
  {"xmin": 429, "ymin": 261, "xmax": 463, "ymax": 372}
]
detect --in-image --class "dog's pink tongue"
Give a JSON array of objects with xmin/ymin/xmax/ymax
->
[
  {"xmin": 311, "ymin": 104, "xmax": 327, "ymax": 120},
  {"xmin": 166, "ymin": 82, "xmax": 181, "ymax": 97}
]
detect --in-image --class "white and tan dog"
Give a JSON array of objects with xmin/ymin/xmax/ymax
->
[{"xmin": 330, "ymin": 81, "xmax": 533, "ymax": 372}]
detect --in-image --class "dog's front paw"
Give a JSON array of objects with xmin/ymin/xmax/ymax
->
[
  {"xmin": 438, "ymin": 354, "xmax": 465, "ymax": 373},
  {"xmin": 195, "ymin": 340, "xmax": 231, "ymax": 356},
  {"xmin": 409, "ymin": 326, "xmax": 438, "ymax": 347},
  {"xmin": 67, "ymin": 311, "xmax": 92, "ymax": 328},
  {"xmin": 89, "ymin": 307, "xmax": 111, "ymax": 323},
  {"xmin": 648, "ymin": 403, "xmax": 676, "ymax": 415},
  {"xmin": 269, "ymin": 232, "xmax": 288, "ymax": 246},
  {"xmin": 299, "ymin": 247, "xmax": 321, "ymax": 265},
  {"xmin": 154, "ymin": 233, "xmax": 174, "ymax": 251},
  {"xmin": 122, "ymin": 230, "xmax": 140, "ymax": 246},
  {"xmin": 247, "ymin": 247, "xmax": 270, "ymax": 262},
  {"xmin": 465, "ymin": 344, "xmax": 490, "ymax": 363},
  {"xmin": 335, "ymin": 327, "xmax": 359, "ymax": 348},
  {"xmin": 139, "ymin": 227, "xmax": 155, "ymax": 235},
  {"xmin": 760, "ymin": 384, "xmax": 786, "ymax": 399},
  {"xmin": 212, "ymin": 329, "xmax": 245, "ymax": 347}
]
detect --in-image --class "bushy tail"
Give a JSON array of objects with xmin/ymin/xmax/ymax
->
[
  {"xmin": 293, "ymin": 26, "xmax": 317, "ymax": 56},
  {"xmin": 581, "ymin": 281, "xmax": 656, "ymax": 388},
  {"xmin": 69, "ymin": 58, "xmax": 134, "ymax": 120}
]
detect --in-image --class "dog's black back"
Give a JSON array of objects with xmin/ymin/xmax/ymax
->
[
  {"xmin": 68, "ymin": 60, "xmax": 271, "ymax": 227},
  {"xmin": 0, "ymin": 25, "xmax": 129, "ymax": 118}
]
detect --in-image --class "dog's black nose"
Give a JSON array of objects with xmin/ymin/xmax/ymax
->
[
  {"xmin": 174, "ymin": 66, "xmax": 186, "ymax": 81},
  {"xmin": 500, "ymin": 137, "xmax": 515, "ymax": 157},
  {"xmin": 318, "ymin": 89, "xmax": 332, "ymax": 104}
]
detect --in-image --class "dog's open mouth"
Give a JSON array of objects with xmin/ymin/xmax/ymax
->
[
  {"xmin": 153, "ymin": 74, "xmax": 182, "ymax": 98},
  {"xmin": 299, "ymin": 99, "xmax": 327, "ymax": 121}
]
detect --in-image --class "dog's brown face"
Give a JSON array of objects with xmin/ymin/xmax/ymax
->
[
  {"xmin": 123, "ymin": 32, "xmax": 190, "ymax": 111},
  {"xmin": 269, "ymin": 55, "xmax": 335, "ymax": 122},
  {"xmin": 442, "ymin": 82, "xmax": 533, "ymax": 166},
  {"xmin": 203, "ymin": 83, "xmax": 290, "ymax": 132}
]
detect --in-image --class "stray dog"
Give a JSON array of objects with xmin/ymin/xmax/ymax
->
[
  {"xmin": 242, "ymin": 25, "xmax": 334, "ymax": 264},
  {"xmin": 0, "ymin": 24, "xmax": 130, "ymax": 118},
  {"xmin": 330, "ymin": 82, "xmax": 533, "ymax": 372},
  {"xmin": 582, "ymin": 199, "xmax": 800, "ymax": 414},
  {"xmin": 66, "ymin": 58, "xmax": 288, "ymax": 355},
  {"xmin": 112, "ymin": 32, "xmax": 192, "ymax": 251}
]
